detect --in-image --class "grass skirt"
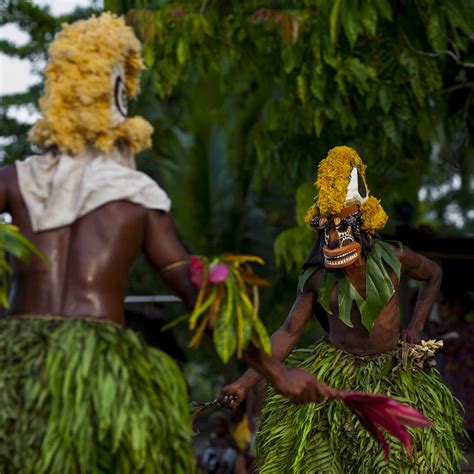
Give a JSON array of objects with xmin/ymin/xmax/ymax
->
[
  {"xmin": 0, "ymin": 317, "xmax": 194, "ymax": 473},
  {"xmin": 256, "ymin": 339, "xmax": 466, "ymax": 473}
]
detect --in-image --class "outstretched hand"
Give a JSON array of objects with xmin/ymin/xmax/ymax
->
[
  {"xmin": 217, "ymin": 366, "xmax": 332, "ymax": 409},
  {"xmin": 216, "ymin": 382, "xmax": 248, "ymax": 410},
  {"xmin": 272, "ymin": 366, "xmax": 334, "ymax": 404}
]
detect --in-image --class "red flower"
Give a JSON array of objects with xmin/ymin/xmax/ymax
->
[
  {"xmin": 333, "ymin": 391, "xmax": 432, "ymax": 459},
  {"xmin": 208, "ymin": 263, "xmax": 229, "ymax": 283},
  {"xmin": 190, "ymin": 256, "xmax": 204, "ymax": 288}
]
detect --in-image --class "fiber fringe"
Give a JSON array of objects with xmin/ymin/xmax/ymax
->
[{"xmin": 0, "ymin": 318, "xmax": 194, "ymax": 473}]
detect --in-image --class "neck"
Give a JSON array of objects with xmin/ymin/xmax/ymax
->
[{"xmin": 343, "ymin": 259, "xmax": 366, "ymax": 293}]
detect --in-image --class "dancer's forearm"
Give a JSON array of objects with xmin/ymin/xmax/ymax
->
[{"xmin": 239, "ymin": 326, "xmax": 302, "ymax": 391}]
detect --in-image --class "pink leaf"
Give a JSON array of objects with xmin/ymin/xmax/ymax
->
[
  {"xmin": 190, "ymin": 256, "xmax": 204, "ymax": 288},
  {"xmin": 209, "ymin": 263, "xmax": 229, "ymax": 283},
  {"xmin": 331, "ymin": 390, "xmax": 431, "ymax": 459},
  {"xmin": 384, "ymin": 400, "xmax": 432, "ymax": 428},
  {"xmin": 352, "ymin": 406, "xmax": 391, "ymax": 459}
]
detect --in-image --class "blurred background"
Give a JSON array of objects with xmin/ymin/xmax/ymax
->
[{"xmin": 1, "ymin": 0, "xmax": 473, "ymax": 471}]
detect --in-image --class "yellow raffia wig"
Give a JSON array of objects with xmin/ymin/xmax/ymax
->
[
  {"xmin": 304, "ymin": 146, "xmax": 388, "ymax": 234},
  {"xmin": 28, "ymin": 12, "xmax": 153, "ymax": 155}
]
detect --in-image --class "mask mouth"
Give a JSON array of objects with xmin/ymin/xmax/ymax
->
[{"xmin": 323, "ymin": 241, "xmax": 361, "ymax": 268}]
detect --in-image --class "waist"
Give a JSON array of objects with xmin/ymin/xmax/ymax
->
[
  {"xmin": 328, "ymin": 331, "xmax": 399, "ymax": 356},
  {"xmin": 8, "ymin": 313, "xmax": 122, "ymax": 328}
]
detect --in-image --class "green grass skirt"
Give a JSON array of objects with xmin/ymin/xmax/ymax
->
[
  {"xmin": 0, "ymin": 318, "xmax": 194, "ymax": 473},
  {"xmin": 256, "ymin": 339, "xmax": 467, "ymax": 473}
]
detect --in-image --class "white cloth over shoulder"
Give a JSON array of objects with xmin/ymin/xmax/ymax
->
[{"xmin": 15, "ymin": 146, "xmax": 171, "ymax": 232}]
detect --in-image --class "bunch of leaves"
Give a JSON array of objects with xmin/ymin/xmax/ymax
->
[
  {"xmin": 185, "ymin": 254, "xmax": 272, "ymax": 363},
  {"xmin": 0, "ymin": 318, "xmax": 195, "ymax": 473},
  {"xmin": 0, "ymin": 222, "xmax": 46, "ymax": 308},
  {"xmin": 256, "ymin": 339, "xmax": 467, "ymax": 473}
]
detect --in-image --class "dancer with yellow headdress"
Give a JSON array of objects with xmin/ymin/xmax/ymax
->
[{"xmin": 219, "ymin": 146, "xmax": 466, "ymax": 472}]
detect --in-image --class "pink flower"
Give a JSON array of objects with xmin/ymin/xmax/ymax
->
[
  {"xmin": 333, "ymin": 391, "xmax": 432, "ymax": 459},
  {"xmin": 208, "ymin": 263, "xmax": 229, "ymax": 283},
  {"xmin": 190, "ymin": 256, "xmax": 204, "ymax": 288}
]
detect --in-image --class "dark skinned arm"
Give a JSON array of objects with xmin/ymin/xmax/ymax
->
[
  {"xmin": 143, "ymin": 210, "xmax": 331, "ymax": 403},
  {"xmin": 218, "ymin": 285, "xmax": 331, "ymax": 407},
  {"xmin": 0, "ymin": 166, "xmax": 9, "ymax": 213},
  {"xmin": 397, "ymin": 245, "xmax": 442, "ymax": 343}
]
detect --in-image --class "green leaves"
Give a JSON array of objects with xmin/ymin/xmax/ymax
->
[
  {"xmin": 184, "ymin": 255, "xmax": 272, "ymax": 364},
  {"xmin": 0, "ymin": 223, "xmax": 47, "ymax": 309},
  {"xmin": 0, "ymin": 319, "xmax": 194, "ymax": 473},
  {"xmin": 212, "ymin": 299, "xmax": 237, "ymax": 363},
  {"xmin": 275, "ymin": 182, "xmax": 315, "ymax": 273},
  {"xmin": 256, "ymin": 339, "xmax": 466, "ymax": 473},
  {"xmin": 329, "ymin": 0, "xmax": 342, "ymax": 44},
  {"xmin": 316, "ymin": 240, "xmax": 401, "ymax": 331}
]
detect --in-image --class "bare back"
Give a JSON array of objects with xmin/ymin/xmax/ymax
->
[{"xmin": 1, "ymin": 165, "xmax": 196, "ymax": 325}]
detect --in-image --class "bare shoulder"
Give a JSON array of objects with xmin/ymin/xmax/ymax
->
[
  {"xmin": 302, "ymin": 266, "xmax": 325, "ymax": 294},
  {"xmin": 390, "ymin": 241, "xmax": 441, "ymax": 281},
  {"xmin": 390, "ymin": 241, "xmax": 422, "ymax": 266},
  {"xmin": 145, "ymin": 208, "xmax": 175, "ymax": 229}
]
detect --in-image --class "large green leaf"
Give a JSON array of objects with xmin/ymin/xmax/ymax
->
[
  {"xmin": 251, "ymin": 317, "xmax": 272, "ymax": 356},
  {"xmin": 374, "ymin": 240, "xmax": 401, "ymax": 281},
  {"xmin": 212, "ymin": 306, "xmax": 237, "ymax": 364},
  {"xmin": 336, "ymin": 277, "xmax": 355, "ymax": 328},
  {"xmin": 317, "ymin": 270, "xmax": 340, "ymax": 315}
]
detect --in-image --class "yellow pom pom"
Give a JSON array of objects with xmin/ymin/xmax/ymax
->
[
  {"xmin": 360, "ymin": 196, "xmax": 388, "ymax": 233},
  {"xmin": 304, "ymin": 203, "xmax": 319, "ymax": 226}
]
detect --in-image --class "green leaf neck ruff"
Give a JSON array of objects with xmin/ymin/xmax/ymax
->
[{"xmin": 298, "ymin": 240, "xmax": 401, "ymax": 332}]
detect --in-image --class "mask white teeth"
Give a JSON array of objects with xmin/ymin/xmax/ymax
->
[{"xmin": 325, "ymin": 252, "xmax": 357, "ymax": 266}]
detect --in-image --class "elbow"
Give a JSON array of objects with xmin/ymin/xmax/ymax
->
[
  {"xmin": 435, "ymin": 261, "xmax": 442, "ymax": 282},
  {"xmin": 430, "ymin": 261, "xmax": 443, "ymax": 290},
  {"xmin": 279, "ymin": 321, "xmax": 300, "ymax": 343}
]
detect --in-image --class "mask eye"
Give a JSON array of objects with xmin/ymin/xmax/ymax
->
[
  {"xmin": 110, "ymin": 64, "xmax": 128, "ymax": 126},
  {"xmin": 338, "ymin": 220, "xmax": 349, "ymax": 232},
  {"xmin": 114, "ymin": 75, "xmax": 128, "ymax": 117},
  {"xmin": 324, "ymin": 227, "xmax": 330, "ymax": 243}
]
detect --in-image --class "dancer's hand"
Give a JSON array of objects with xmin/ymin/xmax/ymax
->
[
  {"xmin": 272, "ymin": 366, "xmax": 333, "ymax": 404},
  {"xmin": 401, "ymin": 328, "xmax": 421, "ymax": 344},
  {"xmin": 216, "ymin": 382, "xmax": 248, "ymax": 410}
]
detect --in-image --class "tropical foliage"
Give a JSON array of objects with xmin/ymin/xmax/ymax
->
[
  {"xmin": 104, "ymin": 0, "xmax": 473, "ymax": 250},
  {"xmin": 0, "ymin": 318, "xmax": 193, "ymax": 473},
  {"xmin": 185, "ymin": 254, "xmax": 271, "ymax": 362},
  {"xmin": 0, "ymin": 221, "xmax": 45, "ymax": 308},
  {"xmin": 1, "ymin": 1, "xmax": 472, "ymax": 386}
]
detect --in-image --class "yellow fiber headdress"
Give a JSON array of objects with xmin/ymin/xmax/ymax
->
[
  {"xmin": 28, "ymin": 12, "xmax": 153, "ymax": 155},
  {"xmin": 305, "ymin": 146, "xmax": 388, "ymax": 234}
]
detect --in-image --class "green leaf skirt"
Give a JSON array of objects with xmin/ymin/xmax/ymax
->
[
  {"xmin": 0, "ymin": 317, "xmax": 194, "ymax": 473},
  {"xmin": 256, "ymin": 339, "xmax": 467, "ymax": 473}
]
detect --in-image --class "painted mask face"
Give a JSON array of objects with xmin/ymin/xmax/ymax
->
[
  {"xmin": 110, "ymin": 63, "xmax": 128, "ymax": 126},
  {"xmin": 311, "ymin": 205, "xmax": 362, "ymax": 268}
]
